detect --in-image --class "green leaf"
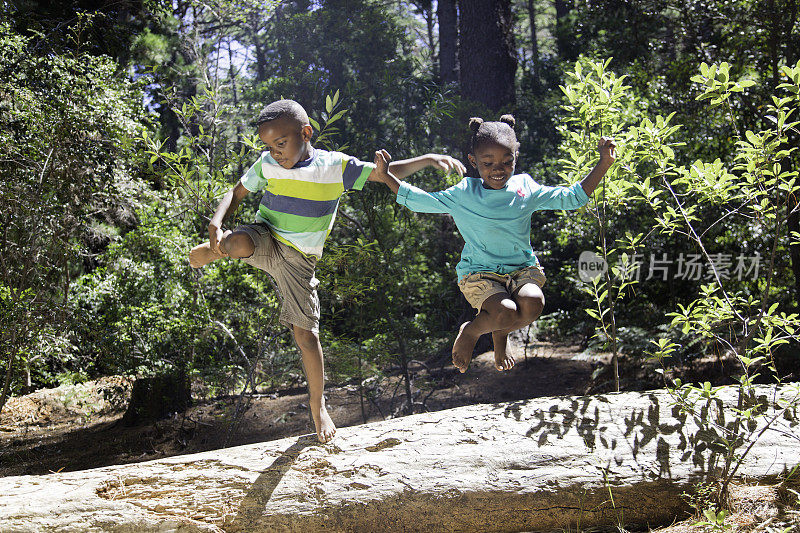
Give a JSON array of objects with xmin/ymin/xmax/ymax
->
[{"xmin": 328, "ymin": 109, "xmax": 346, "ymax": 123}]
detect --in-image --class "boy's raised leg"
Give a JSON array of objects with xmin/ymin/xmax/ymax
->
[
  {"xmin": 293, "ymin": 325, "xmax": 336, "ymax": 443},
  {"xmin": 189, "ymin": 241, "xmax": 227, "ymax": 268},
  {"xmin": 189, "ymin": 229, "xmax": 255, "ymax": 268}
]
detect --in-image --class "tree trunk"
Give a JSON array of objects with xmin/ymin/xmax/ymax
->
[
  {"xmin": 0, "ymin": 349, "xmax": 15, "ymax": 416},
  {"xmin": 121, "ymin": 373, "xmax": 191, "ymax": 426},
  {"xmin": 3, "ymin": 385, "xmax": 798, "ymax": 532},
  {"xmin": 458, "ymin": 0, "xmax": 517, "ymax": 111},
  {"xmin": 0, "ymin": 307, "xmax": 21, "ymax": 416},
  {"xmin": 248, "ymin": 14, "xmax": 267, "ymax": 83},
  {"xmin": 396, "ymin": 335, "xmax": 414, "ymax": 415},
  {"xmin": 158, "ymin": 49, "xmax": 183, "ymax": 154},
  {"xmin": 771, "ymin": 0, "xmax": 800, "ymax": 309},
  {"xmin": 424, "ymin": 2, "xmax": 435, "ymax": 68},
  {"xmin": 527, "ymin": 0, "xmax": 540, "ymax": 92},
  {"xmin": 437, "ymin": 0, "xmax": 458, "ymax": 85},
  {"xmin": 554, "ymin": 0, "xmax": 574, "ymax": 60}
]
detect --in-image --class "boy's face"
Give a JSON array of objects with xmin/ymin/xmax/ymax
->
[
  {"xmin": 258, "ymin": 115, "xmax": 313, "ymax": 169},
  {"xmin": 468, "ymin": 141, "xmax": 518, "ymax": 190}
]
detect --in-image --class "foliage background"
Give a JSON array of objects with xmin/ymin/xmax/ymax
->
[{"xmin": 1, "ymin": 0, "xmax": 798, "ymax": 415}]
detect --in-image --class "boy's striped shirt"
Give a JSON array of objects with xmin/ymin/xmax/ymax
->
[{"xmin": 240, "ymin": 148, "xmax": 374, "ymax": 258}]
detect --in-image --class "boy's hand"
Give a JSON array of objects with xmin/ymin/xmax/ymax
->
[
  {"xmin": 428, "ymin": 154, "xmax": 466, "ymax": 178},
  {"xmin": 598, "ymin": 137, "xmax": 617, "ymax": 165},
  {"xmin": 208, "ymin": 224, "xmax": 227, "ymax": 256},
  {"xmin": 373, "ymin": 149, "xmax": 392, "ymax": 182}
]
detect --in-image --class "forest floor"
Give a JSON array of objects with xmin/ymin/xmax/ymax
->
[
  {"xmin": 0, "ymin": 336, "xmax": 598, "ymax": 477},
  {"xmin": 1, "ymin": 335, "xmax": 798, "ymax": 532}
]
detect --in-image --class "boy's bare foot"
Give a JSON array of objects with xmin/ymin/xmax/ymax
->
[
  {"xmin": 188, "ymin": 242, "xmax": 227, "ymax": 268},
  {"xmin": 452, "ymin": 321, "xmax": 477, "ymax": 373},
  {"xmin": 310, "ymin": 399, "xmax": 336, "ymax": 443}
]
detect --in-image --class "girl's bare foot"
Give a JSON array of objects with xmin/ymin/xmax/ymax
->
[
  {"xmin": 310, "ymin": 398, "xmax": 336, "ymax": 443},
  {"xmin": 494, "ymin": 349, "xmax": 515, "ymax": 371},
  {"xmin": 188, "ymin": 242, "xmax": 227, "ymax": 268},
  {"xmin": 492, "ymin": 331, "xmax": 515, "ymax": 371},
  {"xmin": 452, "ymin": 322, "xmax": 477, "ymax": 373}
]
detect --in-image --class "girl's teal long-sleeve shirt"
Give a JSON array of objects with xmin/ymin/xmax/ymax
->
[{"xmin": 396, "ymin": 174, "xmax": 590, "ymax": 280}]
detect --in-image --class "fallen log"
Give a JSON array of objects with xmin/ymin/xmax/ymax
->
[{"xmin": 1, "ymin": 384, "xmax": 798, "ymax": 532}]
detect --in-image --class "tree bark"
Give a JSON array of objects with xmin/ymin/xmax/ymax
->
[
  {"xmin": 554, "ymin": 0, "xmax": 574, "ymax": 60},
  {"xmin": 0, "ymin": 350, "xmax": 15, "ymax": 416},
  {"xmin": 458, "ymin": 0, "xmax": 517, "ymax": 111},
  {"xmin": 2, "ymin": 385, "xmax": 798, "ymax": 532},
  {"xmin": 437, "ymin": 0, "xmax": 458, "ymax": 85},
  {"xmin": 121, "ymin": 373, "xmax": 191, "ymax": 426},
  {"xmin": 770, "ymin": 0, "xmax": 800, "ymax": 309},
  {"xmin": 247, "ymin": 13, "xmax": 267, "ymax": 83},
  {"xmin": 527, "ymin": 0, "xmax": 540, "ymax": 92}
]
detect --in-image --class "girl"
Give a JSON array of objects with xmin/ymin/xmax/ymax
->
[{"xmin": 375, "ymin": 115, "xmax": 616, "ymax": 373}]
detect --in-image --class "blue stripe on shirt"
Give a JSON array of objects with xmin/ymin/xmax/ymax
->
[
  {"xmin": 260, "ymin": 190, "xmax": 340, "ymax": 218},
  {"xmin": 343, "ymin": 157, "xmax": 366, "ymax": 190}
]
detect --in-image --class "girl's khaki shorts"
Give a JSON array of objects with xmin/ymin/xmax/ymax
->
[{"xmin": 457, "ymin": 264, "xmax": 546, "ymax": 312}]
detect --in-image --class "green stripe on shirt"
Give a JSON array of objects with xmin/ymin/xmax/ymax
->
[{"xmin": 351, "ymin": 164, "xmax": 372, "ymax": 191}]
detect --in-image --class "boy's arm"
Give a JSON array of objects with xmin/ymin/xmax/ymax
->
[
  {"xmin": 367, "ymin": 153, "xmax": 465, "ymax": 181},
  {"xmin": 580, "ymin": 137, "xmax": 616, "ymax": 196},
  {"xmin": 208, "ymin": 182, "xmax": 250, "ymax": 255}
]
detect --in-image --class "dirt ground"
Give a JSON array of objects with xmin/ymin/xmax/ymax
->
[
  {"xmin": 1, "ymin": 337, "xmax": 798, "ymax": 532},
  {"xmin": 0, "ymin": 338, "xmax": 596, "ymax": 477}
]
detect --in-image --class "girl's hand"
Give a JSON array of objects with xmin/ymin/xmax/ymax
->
[
  {"xmin": 373, "ymin": 149, "xmax": 392, "ymax": 182},
  {"xmin": 429, "ymin": 154, "xmax": 466, "ymax": 178},
  {"xmin": 598, "ymin": 137, "xmax": 616, "ymax": 164}
]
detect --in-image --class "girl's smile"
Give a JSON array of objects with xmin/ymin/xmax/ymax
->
[{"xmin": 468, "ymin": 141, "xmax": 518, "ymax": 189}]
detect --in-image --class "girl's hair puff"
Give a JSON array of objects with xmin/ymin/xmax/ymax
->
[{"xmin": 468, "ymin": 114, "xmax": 519, "ymax": 153}]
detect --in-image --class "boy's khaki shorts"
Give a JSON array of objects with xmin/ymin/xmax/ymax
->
[
  {"xmin": 458, "ymin": 264, "xmax": 546, "ymax": 312},
  {"xmin": 237, "ymin": 224, "xmax": 320, "ymax": 333}
]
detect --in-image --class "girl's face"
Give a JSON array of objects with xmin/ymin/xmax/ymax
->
[{"xmin": 468, "ymin": 141, "xmax": 518, "ymax": 190}]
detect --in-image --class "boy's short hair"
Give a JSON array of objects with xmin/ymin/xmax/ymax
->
[
  {"xmin": 468, "ymin": 114, "xmax": 520, "ymax": 152},
  {"xmin": 254, "ymin": 99, "xmax": 310, "ymax": 128}
]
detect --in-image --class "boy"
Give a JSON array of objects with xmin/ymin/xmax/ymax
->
[{"xmin": 189, "ymin": 99, "xmax": 465, "ymax": 443}]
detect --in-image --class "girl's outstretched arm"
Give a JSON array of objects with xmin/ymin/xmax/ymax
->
[
  {"xmin": 368, "ymin": 153, "xmax": 465, "ymax": 181},
  {"xmin": 580, "ymin": 136, "xmax": 616, "ymax": 196},
  {"xmin": 372, "ymin": 149, "xmax": 460, "ymax": 214}
]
